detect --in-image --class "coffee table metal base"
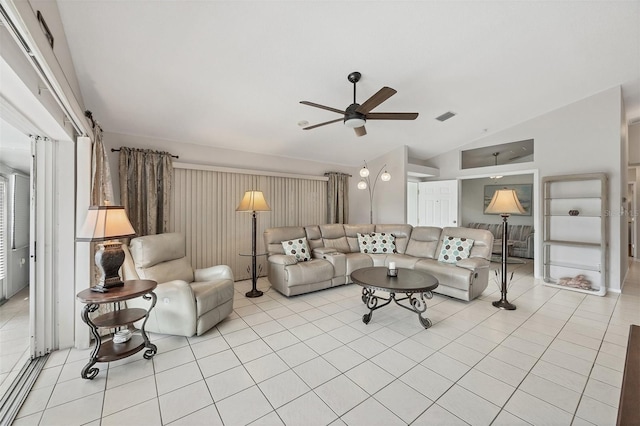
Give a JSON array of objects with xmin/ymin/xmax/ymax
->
[{"xmin": 361, "ymin": 287, "xmax": 435, "ymax": 329}]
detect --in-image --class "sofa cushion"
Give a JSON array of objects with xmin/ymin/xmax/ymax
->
[
  {"xmin": 344, "ymin": 224, "xmax": 375, "ymax": 252},
  {"xmin": 405, "ymin": 226, "xmax": 442, "ymax": 259},
  {"xmin": 264, "ymin": 227, "xmax": 306, "ymax": 255},
  {"xmin": 130, "ymin": 232, "xmax": 186, "ymax": 268},
  {"xmin": 282, "ymin": 237, "xmax": 311, "ymax": 261},
  {"xmin": 357, "ymin": 232, "xmax": 397, "ymax": 254},
  {"xmin": 437, "ymin": 236, "xmax": 474, "ymax": 263},
  {"xmin": 375, "ymin": 224, "xmax": 413, "ymax": 253},
  {"xmin": 319, "ymin": 224, "xmax": 350, "ymax": 253},
  {"xmin": 344, "ymin": 253, "xmax": 374, "ymax": 275},
  {"xmin": 414, "ymin": 259, "xmax": 473, "ymax": 291},
  {"xmin": 286, "ymin": 259, "xmax": 335, "ymax": 287},
  {"xmin": 136, "ymin": 256, "xmax": 194, "ymax": 284}
]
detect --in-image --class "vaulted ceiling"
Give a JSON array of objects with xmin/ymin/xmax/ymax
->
[{"xmin": 56, "ymin": 1, "xmax": 640, "ymax": 167}]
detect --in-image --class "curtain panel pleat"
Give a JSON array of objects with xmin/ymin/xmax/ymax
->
[
  {"xmin": 89, "ymin": 124, "xmax": 116, "ymax": 330},
  {"xmin": 119, "ymin": 147, "xmax": 173, "ymax": 236},
  {"xmin": 170, "ymin": 168, "xmax": 327, "ymax": 280},
  {"xmin": 326, "ymin": 172, "xmax": 349, "ymax": 224}
]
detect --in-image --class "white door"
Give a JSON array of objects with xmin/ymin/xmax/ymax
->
[
  {"xmin": 418, "ymin": 180, "xmax": 458, "ymax": 227},
  {"xmin": 407, "ymin": 182, "xmax": 418, "ymax": 226}
]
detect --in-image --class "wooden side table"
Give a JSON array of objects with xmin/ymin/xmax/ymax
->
[{"xmin": 76, "ymin": 279, "xmax": 158, "ymax": 379}]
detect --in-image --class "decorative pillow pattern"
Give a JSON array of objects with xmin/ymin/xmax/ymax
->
[
  {"xmin": 357, "ymin": 232, "xmax": 397, "ymax": 254},
  {"xmin": 438, "ymin": 236, "xmax": 474, "ymax": 263},
  {"xmin": 282, "ymin": 237, "xmax": 311, "ymax": 261}
]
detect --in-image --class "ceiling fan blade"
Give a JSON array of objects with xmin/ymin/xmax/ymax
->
[
  {"xmin": 303, "ymin": 118, "xmax": 343, "ymax": 130},
  {"xmin": 366, "ymin": 112, "xmax": 419, "ymax": 120},
  {"xmin": 300, "ymin": 101, "xmax": 345, "ymax": 115},
  {"xmin": 356, "ymin": 87, "xmax": 397, "ymax": 114},
  {"xmin": 354, "ymin": 126, "xmax": 367, "ymax": 137}
]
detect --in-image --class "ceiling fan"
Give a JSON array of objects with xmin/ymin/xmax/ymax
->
[{"xmin": 300, "ymin": 72, "xmax": 419, "ymax": 137}]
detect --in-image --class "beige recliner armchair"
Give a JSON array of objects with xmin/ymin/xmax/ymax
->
[{"xmin": 121, "ymin": 232, "xmax": 234, "ymax": 337}]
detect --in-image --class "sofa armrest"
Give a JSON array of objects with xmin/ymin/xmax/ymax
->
[
  {"xmin": 195, "ymin": 265, "xmax": 234, "ymax": 282},
  {"xmin": 313, "ymin": 247, "xmax": 338, "ymax": 258},
  {"xmin": 127, "ymin": 279, "xmax": 197, "ymax": 336},
  {"xmin": 268, "ymin": 254, "xmax": 298, "ymax": 265},
  {"xmin": 456, "ymin": 257, "xmax": 490, "ymax": 271}
]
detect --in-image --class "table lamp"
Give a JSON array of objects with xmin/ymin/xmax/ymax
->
[
  {"xmin": 485, "ymin": 188, "xmax": 525, "ymax": 310},
  {"xmin": 77, "ymin": 205, "xmax": 136, "ymax": 292},
  {"xmin": 236, "ymin": 190, "xmax": 271, "ymax": 297}
]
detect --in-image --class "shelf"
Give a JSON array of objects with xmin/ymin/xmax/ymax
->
[
  {"xmin": 543, "ymin": 261, "xmax": 601, "ymax": 272},
  {"xmin": 542, "ymin": 173, "xmax": 607, "ymax": 296},
  {"xmin": 543, "ymin": 240, "xmax": 601, "ymax": 248},
  {"xmin": 544, "ymin": 214, "xmax": 602, "ymax": 218},
  {"xmin": 544, "ymin": 196, "xmax": 601, "ymax": 200},
  {"xmin": 96, "ymin": 335, "xmax": 145, "ymax": 362},
  {"xmin": 543, "ymin": 280, "xmax": 605, "ymax": 296},
  {"xmin": 93, "ymin": 308, "xmax": 148, "ymax": 328}
]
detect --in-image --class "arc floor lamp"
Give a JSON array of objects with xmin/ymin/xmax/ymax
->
[{"xmin": 485, "ymin": 188, "xmax": 525, "ymax": 310}]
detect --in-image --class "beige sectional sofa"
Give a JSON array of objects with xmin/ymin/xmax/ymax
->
[{"xmin": 263, "ymin": 224, "xmax": 494, "ymax": 301}]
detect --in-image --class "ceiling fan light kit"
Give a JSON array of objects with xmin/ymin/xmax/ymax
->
[{"xmin": 300, "ymin": 71, "xmax": 418, "ymax": 136}]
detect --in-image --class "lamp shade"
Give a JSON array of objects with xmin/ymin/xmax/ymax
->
[
  {"xmin": 485, "ymin": 188, "xmax": 526, "ymax": 215},
  {"xmin": 77, "ymin": 205, "xmax": 136, "ymax": 242},
  {"xmin": 236, "ymin": 190, "xmax": 271, "ymax": 212}
]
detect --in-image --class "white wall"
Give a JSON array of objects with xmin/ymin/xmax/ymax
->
[
  {"xmin": 461, "ymin": 174, "xmax": 534, "ymax": 227},
  {"xmin": 426, "ymin": 87, "xmax": 625, "ymax": 291},
  {"xmin": 349, "ymin": 145, "xmax": 408, "ymax": 224}
]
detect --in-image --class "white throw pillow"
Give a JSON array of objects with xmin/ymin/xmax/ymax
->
[
  {"xmin": 282, "ymin": 237, "xmax": 311, "ymax": 261},
  {"xmin": 438, "ymin": 236, "xmax": 474, "ymax": 263}
]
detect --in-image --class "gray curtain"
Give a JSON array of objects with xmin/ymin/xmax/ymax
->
[
  {"xmin": 90, "ymin": 125, "xmax": 114, "ymax": 206},
  {"xmin": 89, "ymin": 121, "xmax": 116, "ymax": 328},
  {"xmin": 326, "ymin": 172, "xmax": 349, "ymax": 224},
  {"xmin": 119, "ymin": 147, "xmax": 173, "ymax": 236}
]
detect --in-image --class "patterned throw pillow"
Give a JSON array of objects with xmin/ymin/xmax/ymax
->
[
  {"xmin": 282, "ymin": 237, "xmax": 311, "ymax": 261},
  {"xmin": 357, "ymin": 232, "xmax": 397, "ymax": 254},
  {"xmin": 438, "ymin": 236, "xmax": 474, "ymax": 263}
]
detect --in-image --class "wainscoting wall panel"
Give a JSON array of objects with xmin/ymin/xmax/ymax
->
[{"xmin": 170, "ymin": 166, "xmax": 327, "ymax": 281}]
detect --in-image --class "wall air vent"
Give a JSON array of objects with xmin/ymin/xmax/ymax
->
[{"xmin": 435, "ymin": 111, "xmax": 456, "ymax": 122}]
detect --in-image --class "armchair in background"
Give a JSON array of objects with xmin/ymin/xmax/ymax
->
[{"xmin": 121, "ymin": 232, "xmax": 234, "ymax": 336}]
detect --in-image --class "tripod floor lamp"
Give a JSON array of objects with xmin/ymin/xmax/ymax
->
[
  {"xmin": 485, "ymin": 188, "xmax": 525, "ymax": 310},
  {"xmin": 237, "ymin": 190, "xmax": 271, "ymax": 298}
]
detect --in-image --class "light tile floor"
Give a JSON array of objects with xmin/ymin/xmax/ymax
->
[
  {"xmin": 13, "ymin": 260, "xmax": 640, "ymax": 425},
  {"xmin": 0, "ymin": 286, "xmax": 30, "ymax": 397}
]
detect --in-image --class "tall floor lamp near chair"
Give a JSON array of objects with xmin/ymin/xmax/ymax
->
[
  {"xmin": 237, "ymin": 190, "xmax": 271, "ymax": 298},
  {"xmin": 485, "ymin": 188, "xmax": 525, "ymax": 310}
]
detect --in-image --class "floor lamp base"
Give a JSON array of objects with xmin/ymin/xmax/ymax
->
[
  {"xmin": 245, "ymin": 288, "xmax": 264, "ymax": 298},
  {"xmin": 492, "ymin": 299, "xmax": 516, "ymax": 310}
]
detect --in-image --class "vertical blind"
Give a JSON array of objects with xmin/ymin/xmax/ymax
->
[
  {"xmin": 170, "ymin": 167, "xmax": 327, "ymax": 280},
  {"xmin": 0, "ymin": 179, "xmax": 6, "ymax": 281}
]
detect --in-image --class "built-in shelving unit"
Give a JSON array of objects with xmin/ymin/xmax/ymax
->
[{"xmin": 542, "ymin": 173, "xmax": 607, "ymax": 296}]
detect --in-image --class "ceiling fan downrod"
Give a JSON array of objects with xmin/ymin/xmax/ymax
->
[{"xmin": 348, "ymin": 71, "xmax": 361, "ymax": 105}]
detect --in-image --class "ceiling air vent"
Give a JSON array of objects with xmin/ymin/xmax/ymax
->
[{"xmin": 435, "ymin": 111, "xmax": 456, "ymax": 122}]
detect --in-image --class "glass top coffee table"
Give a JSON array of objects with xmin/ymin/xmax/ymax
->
[{"xmin": 351, "ymin": 267, "xmax": 439, "ymax": 329}]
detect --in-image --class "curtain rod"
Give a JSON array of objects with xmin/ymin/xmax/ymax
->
[
  {"xmin": 110, "ymin": 148, "xmax": 179, "ymax": 159},
  {"xmin": 324, "ymin": 172, "xmax": 353, "ymax": 177}
]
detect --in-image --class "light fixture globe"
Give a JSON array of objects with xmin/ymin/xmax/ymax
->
[
  {"xmin": 380, "ymin": 171, "xmax": 391, "ymax": 182},
  {"xmin": 357, "ymin": 180, "xmax": 368, "ymax": 190},
  {"xmin": 359, "ymin": 167, "xmax": 370, "ymax": 178},
  {"xmin": 344, "ymin": 117, "xmax": 366, "ymax": 128}
]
